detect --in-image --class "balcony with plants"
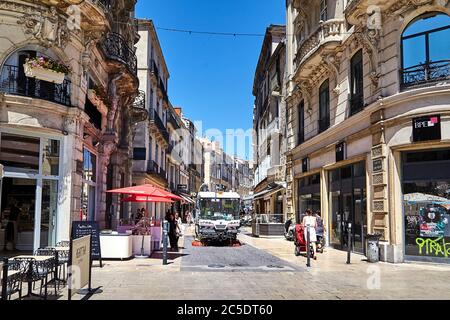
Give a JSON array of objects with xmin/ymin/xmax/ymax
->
[{"xmin": 0, "ymin": 55, "xmax": 72, "ymax": 107}]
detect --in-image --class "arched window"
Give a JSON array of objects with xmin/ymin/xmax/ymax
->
[
  {"xmin": 0, "ymin": 49, "xmax": 71, "ymax": 105},
  {"xmin": 401, "ymin": 12, "xmax": 450, "ymax": 89}
]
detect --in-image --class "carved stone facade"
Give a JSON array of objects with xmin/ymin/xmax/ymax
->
[
  {"xmin": 0, "ymin": 0, "xmax": 141, "ymax": 250},
  {"xmin": 286, "ymin": 0, "xmax": 450, "ymax": 263}
]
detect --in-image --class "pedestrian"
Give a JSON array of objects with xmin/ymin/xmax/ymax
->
[
  {"xmin": 302, "ymin": 209, "xmax": 318, "ymax": 260},
  {"xmin": 314, "ymin": 210, "xmax": 326, "ymax": 253},
  {"xmin": 176, "ymin": 213, "xmax": 184, "ymax": 237},
  {"xmin": 167, "ymin": 213, "xmax": 179, "ymax": 251},
  {"xmin": 6, "ymin": 199, "xmax": 21, "ymax": 251}
]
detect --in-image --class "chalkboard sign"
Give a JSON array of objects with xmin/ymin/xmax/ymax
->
[{"xmin": 71, "ymin": 221, "xmax": 103, "ymax": 267}]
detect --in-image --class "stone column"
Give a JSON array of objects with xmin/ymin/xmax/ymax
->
[{"xmin": 370, "ymin": 109, "xmax": 389, "ymax": 240}]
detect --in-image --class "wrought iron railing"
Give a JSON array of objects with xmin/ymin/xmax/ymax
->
[
  {"xmin": 0, "ymin": 65, "xmax": 71, "ymax": 106},
  {"xmin": 97, "ymin": 0, "xmax": 113, "ymax": 11},
  {"xmin": 318, "ymin": 116, "xmax": 330, "ymax": 134},
  {"xmin": 133, "ymin": 90, "xmax": 145, "ymax": 109},
  {"xmin": 167, "ymin": 111, "xmax": 180, "ymax": 129},
  {"xmin": 149, "ymin": 108, "xmax": 169, "ymax": 142},
  {"xmin": 101, "ymin": 32, "xmax": 137, "ymax": 76},
  {"xmin": 401, "ymin": 60, "xmax": 450, "ymax": 89},
  {"xmin": 159, "ymin": 78, "xmax": 168, "ymax": 103},
  {"xmin": 147, "ymin": 160, "xmax": 167, "ymax": 181}
]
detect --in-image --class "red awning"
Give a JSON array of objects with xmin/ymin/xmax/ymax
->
[
  {"xmin": 107, "ymin": 184, "xmax": 183, "ymax": 201},
  {"xmin": 121, "ymin": 195, "xmax": 174, "ymax": 203}
]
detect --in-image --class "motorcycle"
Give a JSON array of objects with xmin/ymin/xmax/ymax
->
[{"xmin": 284, "ymin": 218, "xmax": 295, "ymax": 241}]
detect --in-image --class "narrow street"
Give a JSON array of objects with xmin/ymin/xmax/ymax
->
[{"xmin": 58, "ymin": 226, "xmax": 450, "ymax": 301}]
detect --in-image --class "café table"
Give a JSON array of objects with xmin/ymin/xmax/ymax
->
[{"xmin": 11, "ymin": 255, "xmax": 54, "ymax": 299}]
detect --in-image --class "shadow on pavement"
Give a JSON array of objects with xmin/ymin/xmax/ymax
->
[{"xmin": 150, "ymin": 251, "xmax": 189, "ymax": 260}]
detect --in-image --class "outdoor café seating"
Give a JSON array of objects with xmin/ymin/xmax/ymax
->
[{"xmin": 1, "ymin": 259, "xmax": 26, "ymax": 300}]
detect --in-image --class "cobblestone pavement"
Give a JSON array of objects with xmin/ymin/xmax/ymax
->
[{"xmin": 59, "ymin": 226, "xmax": 450, "ymax": 300}]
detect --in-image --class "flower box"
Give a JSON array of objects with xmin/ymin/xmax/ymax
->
[{"xmin": 23, "ymin": 64, "xmax": 65, "ymax": 84}]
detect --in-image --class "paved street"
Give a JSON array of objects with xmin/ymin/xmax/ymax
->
[{"xmin": 58, "ymin": 226, "xmax": 450, "ymax": 300}]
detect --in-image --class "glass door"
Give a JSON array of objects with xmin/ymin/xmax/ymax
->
[
  {"xmin": 353, "ymin": 188, "xmax": 367, "ymax": 253},
  {"xmin": 40, "ymin": 180, "xmax": 58, "ymax": 247},
  {"xmin": 1, "ymin": 177, "xmax": 37, "ymax": 252}
]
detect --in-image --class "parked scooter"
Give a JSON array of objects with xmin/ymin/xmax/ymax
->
[{"xmin": 284, "ymin": 218, "xmax": 295, "ymax": 241}]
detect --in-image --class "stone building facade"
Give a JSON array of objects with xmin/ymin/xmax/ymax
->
[
  {"xmin": 252, "ymin": 25, "xmax": 288, "ymax": 220},
  {"xmin": 0, "ymin": 0, "xmax": 143, "ymax": 251},
  {"xmin": 132, "ymin": 19, "xmax": 170, "ymax": 221},
  {"xmin": 285, "ymin": 0, "xmax": 450, "ymax": 262}
]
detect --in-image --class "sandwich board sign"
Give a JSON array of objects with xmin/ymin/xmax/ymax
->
[
  {"xmin": 71, "ymin": 221, "xmax": 102, "ymax": 267},
  {"xmin": 68, "ymin": 235, "xmax": 92, "ymax": 300}
]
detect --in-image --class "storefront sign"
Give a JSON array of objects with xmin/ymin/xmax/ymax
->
[
  {"xmin": 412, "ymin": 115, "xmax": 441, "ymax": 142},
  {"xmin": 177, "ymin": 184, "xmax": 188, "ymax": 192},
  {"xmin": 68, "ymin": 235, "xmax": 92, "ymax": 299},
  {"xmin": 336, "ymin": 142, "xmax": 346, "ymax": 162}
]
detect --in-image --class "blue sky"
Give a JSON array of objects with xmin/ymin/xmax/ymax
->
[{"xmin": 136, "ymin": 0, "xmax": 285, "ymax": 160}]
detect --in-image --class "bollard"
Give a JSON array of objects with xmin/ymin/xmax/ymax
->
[
  {"xmin": 306, "ymin": 226, "xmax": 311, "ymax": 268},
  {"xmin": 162, "ymin": 220, "xmax": 168, "ymax": 265},
  {"xmin": 1, "ymin": 258, "xmax": 8, "ymax": 301},
  {"xmin": 347, "ymin": 222, "xmax": 352, "ymax": 264}
]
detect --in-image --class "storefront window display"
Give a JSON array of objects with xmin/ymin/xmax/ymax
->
[
  {"xmin": 297, "ymin": 173, "xmax": 321, "ymax": 221},
  {"xmin": 403, "ymin": 149, "xmax": 450, "ymax": 260}
]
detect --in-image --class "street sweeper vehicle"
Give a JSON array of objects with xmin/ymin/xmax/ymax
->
[{"xmin": 194, "ymin": 191, "xmax": 242, "ymax": 244}]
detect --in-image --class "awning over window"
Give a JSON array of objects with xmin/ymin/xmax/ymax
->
[
  {"xmin": 253, "ymin": 184, "xmax": 285, "ymax": 201},
  {"xmin": 179, "ymin": 193, "xmax": 195, "ymax": 204}
]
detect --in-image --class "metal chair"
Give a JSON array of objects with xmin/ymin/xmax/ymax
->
[
  {"xmin": 34, "ymin": 249, "xmax": 58, "ymax": 298},
  {"xmin": 1, "ymin": 260, "xmax": 26, "ymax": 300}
]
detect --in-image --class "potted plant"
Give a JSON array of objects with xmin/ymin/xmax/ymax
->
[{"xmin": 23, "ymin": 56, "xmax": 71, "ymax": 84}]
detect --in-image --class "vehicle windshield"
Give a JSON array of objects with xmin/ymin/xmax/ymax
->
[{"xmin": 198, "ymin": 198, "xmax": 240, "ymax": 221}]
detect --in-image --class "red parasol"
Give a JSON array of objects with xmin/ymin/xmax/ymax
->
[
  {"xmin": 106, "ymin": 184, "xmax": 182, "ymax": 201},
  {"xmin": 121, "ymin": 195, "xmax": 174, "ymax": 203}
]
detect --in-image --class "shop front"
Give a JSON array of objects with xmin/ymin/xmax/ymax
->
[
  {"xmin": 0, "ymin": 130, "xmax": 66, "ymax": 252},
  {"xmin": 402, "ymin": 148, "xmax": 450, "ymax": 262},
  {"xmin": 297, "ymin": 173, "xmax": 321, "ymax": 222},
  {"xmin": 328, "ymin": 161, "xmax": 367, "ymax": 253}
]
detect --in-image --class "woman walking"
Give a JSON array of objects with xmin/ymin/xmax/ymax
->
[
  {"xmin": 302, "ymin": 209, "xmax": 318, "ymax": 260},
  {"xmin": 167, "ymin": 213, "xmax": 179, "ymax": 251}
]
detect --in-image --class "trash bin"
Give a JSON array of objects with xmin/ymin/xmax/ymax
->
[{"xmin": 366, "ymin": 233, "xmax": 382, "ymax": 263}]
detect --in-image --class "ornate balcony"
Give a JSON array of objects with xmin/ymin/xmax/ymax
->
[
  {"xmin": 101, "ymin": 32, "xmax": 137, "ymax": 76},
  {"xmin": 294, "ymin": 19, "xmax": 345, "ymax": 72},
  {"xmin": 0, "ymin": 65, "xmax": 71, "ymax": 107},
  {"xmin": 131, "ymin": 90, "xmax": 148, "ymax": 123},
  {"xmin": 400, "ymin": 60, "xmax": 450, "ymax": 90},
  {"xmin": 149, "ymin": 108, "xmax": 169, "ymax": 145}
]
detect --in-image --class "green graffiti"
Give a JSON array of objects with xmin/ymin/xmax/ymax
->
[{"xmin": 416, "ymin": 237, "xmax": 450, "ymax": 258}]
